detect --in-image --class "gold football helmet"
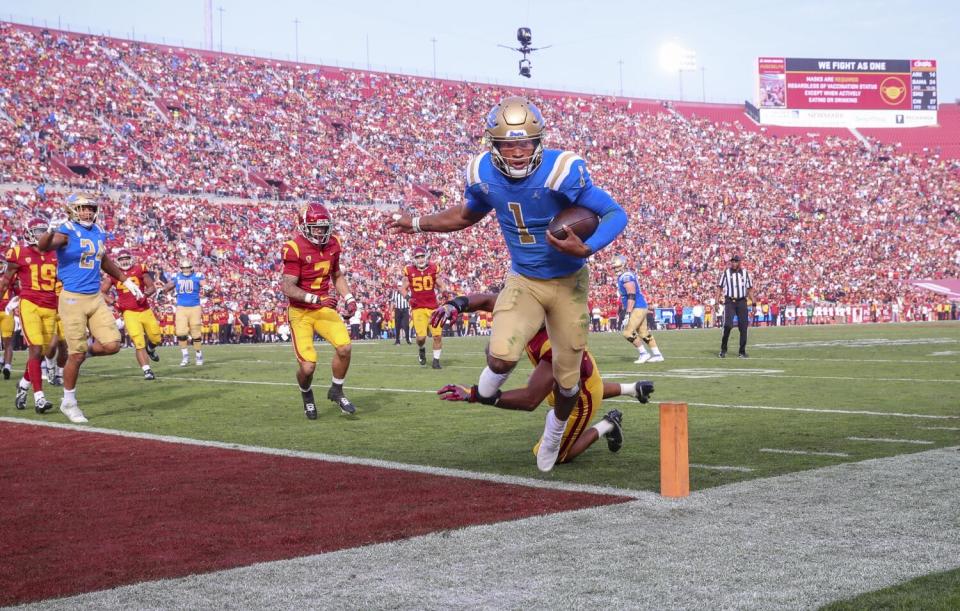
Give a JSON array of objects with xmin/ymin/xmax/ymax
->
[
  {"xmin": 484, "ymin": 96, "xmax": 545, "ymax": 178},
  {"xmin": 64, "ymin": 193, "xmax": 100, "ymax": 228}
]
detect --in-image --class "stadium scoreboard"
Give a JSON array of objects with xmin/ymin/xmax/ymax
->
[{"xmin": 753, "ymin": 57, "xmax": 938, "ymax": 128}]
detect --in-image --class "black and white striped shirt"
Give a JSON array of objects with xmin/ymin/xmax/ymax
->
[
  {"xmin": 391, "ymin": 290, "xmax": 409, "ymax": 310},
  {"xmin": 718, "ymin": 268, "xmax": 752, "ymax": 300}
]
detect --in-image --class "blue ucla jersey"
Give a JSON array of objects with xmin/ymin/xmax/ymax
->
[
  {"xmin": 55, "ymin": 221, "xmax": 108, "ymax": 294},
  {"xmin": 464, "ymin": 149, "xmax": 625, "ymax": 280},
  {"xmin": 617, "ymin": 270, "xmax": 648, "ymax": 309},
  {"xmin": 173, "ymin": 272, "xmax": 204, "ymax": 306}
]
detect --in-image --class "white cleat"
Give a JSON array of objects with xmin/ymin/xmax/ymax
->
[
  {"xmin": 647, "ymin": 355, "xmax": 664, "ymax": 363},
  {"xmin": 60, "ymin": 399, "xmax": 88, "ymax": 424},
  {"xmin": 196, "ymin": 357, "xmax": 204, "ymax": 367},
  {"xmin": 536, "ymin": 415, "xmax": 564, "ymax": 472},
  {"xmin": 634, "ymin": 354, "xmax": 651, "ymax": 364},
  {"xmin": 180, "ymin": 358, "xmax": 189, "ymax": 367}
]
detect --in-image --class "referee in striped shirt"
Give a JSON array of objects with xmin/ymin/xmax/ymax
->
[
  {"xmin": 718, "ymin": 255, "xmax": 753, "ymax": 358},
  {"xmin": 390, "ymin": 288, "xmax": 412, "ymax": 345}
]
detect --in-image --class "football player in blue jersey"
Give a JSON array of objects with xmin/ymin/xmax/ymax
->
[
  {"xmin": 37, "ymin": 194, "xmax": 144, "ymax": 423},
  {"xmin": 162, "ymin": 259, "xmax": 205, "ymax": 367},
  {"xmin": 612, "ymin": 255, "xmax": 663, "ymax": 363},
  {"xmin": 390, "ymin": 96, "xmax": 627, "ymax": 472}
]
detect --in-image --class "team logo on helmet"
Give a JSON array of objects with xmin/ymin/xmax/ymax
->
[
  {"xmin": 611, "ymin": 255, "xmax": 627, "ymax": 271},
  {"xmin": 298, "ymin": 202, "xmax": 334, "ymax": 245},
  {"xmin": 485, "ymin": 96, "xmax": 545, "ymax": 179}
]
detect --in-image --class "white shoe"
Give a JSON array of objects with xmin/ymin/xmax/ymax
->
[
  {"xmin": 196, "ymin": 357, "xmax": 204, "ymax": 366},
  {"xmin": 60, "ymin": 399, "xmax": 88, "ymax": 424},
  {"xmin": 634, "ymin": 354, "xmax": 651, "ymax": 364},
  {"xmin": 536, "ymin": 413, "xmax": 564, "ymax": 473},
  {"xmin": 648, "ymin": 355, "xmax": 664, "ymax": 363},
  {"xmin": 180, "ymin": 358, "xmax": 189, "ymax": 367}
]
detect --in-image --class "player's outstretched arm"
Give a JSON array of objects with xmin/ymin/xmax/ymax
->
[
  {"xmin": 486, "ymin": 361, "xmax": 554, "ymax": 411},
  {"xmin": 388, "ymin": 205, "xmax": 487, "ymax": 234},
  {"xmin": 0, "ymin": 263, "xmax": 17, "ymax": 296},
  {"xmin": 438, "ymin": 361, "xmax": 553, "ymax": 411},
  {"xmin": 429, "ymin": 292, "xmax": 499, "ymax": 328}
]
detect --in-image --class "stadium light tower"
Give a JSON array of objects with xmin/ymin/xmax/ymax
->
[
  {"xmin": 217, "ymin": 6, "xmax": 224, "ymax": 53},
  {"xmin": 658, "ymin": 41, "xmax": 696, "ymax": 101},
  {"xmin": 293, "ymin": 18, "xmax": 300, "ymax": 62}
]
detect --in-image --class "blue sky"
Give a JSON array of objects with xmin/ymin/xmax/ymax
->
[{"xmin": 5, "ymin": 0, "xmax": 959, "ymax": 103}]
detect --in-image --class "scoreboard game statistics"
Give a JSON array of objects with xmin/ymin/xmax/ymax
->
[{"xmin": 753, "ymin": 57, "xmax": 938, "ymax": 128}]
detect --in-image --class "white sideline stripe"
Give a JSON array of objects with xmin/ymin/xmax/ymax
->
[
  {"xmin": 916, "ymin": 426, "xmax": 960, "ymax": 431},
  {"xmin": 82, "ymin": 373, "xmax": 960, "ymax": 420},
  {"xmin": 846, "ymin": 436, "xmax": 935, "ymax": 445},
  {"xmin": 760, "ymin": 448, "xmax": 851, "ymax": 457},
  {"xmin": 690, "ymin": 463, "xmax": 754, "ymax": 473},
  {"xmin": 0, "ymin": 417, "xmax": 654, "ymax": 500},
  {"xmin": 603, "ymin": 371, "xmax": 960, "ymax": 384}
]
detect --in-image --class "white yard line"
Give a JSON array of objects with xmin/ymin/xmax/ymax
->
[
  {"xmin": 689, "ymin": 463, "xmax": 754, "ymax": 472},
  {"xmin": 916, "ymin": 426, "xmax": 960, "ymax": 431},
  {"xmin": 759, "ymin": 448, "xmax": 851, "ymax": 457},
  {"xmin": 80, "ymin": 372, "xmax": 960, "ymax": 420},
  {"xmin": 846, "ymin": 436, "xmax": 935, "ymax": 445}
]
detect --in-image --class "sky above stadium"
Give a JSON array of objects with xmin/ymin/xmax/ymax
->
[{"xmin": 6, "ymin": 0, "xmax": 959, "ymax": 104}]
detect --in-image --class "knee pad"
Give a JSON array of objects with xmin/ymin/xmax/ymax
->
[
  {"xmin": 623, "ymin": 331, "xmax": 638, "ymax": 343},
  {"xmin": 177, "ymin": 335, "xmax": 189, "ymax": 342}
]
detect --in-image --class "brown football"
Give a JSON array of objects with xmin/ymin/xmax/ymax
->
[{"xmin": 548, "ymin": 206, "xmax": 600, "ymax": 241}]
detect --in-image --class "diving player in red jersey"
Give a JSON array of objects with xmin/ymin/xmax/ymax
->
[{"xmin": 431, "ymin": 292, "xmax": 653, "ymax": 466}]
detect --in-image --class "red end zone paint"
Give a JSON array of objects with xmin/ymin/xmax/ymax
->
[{"xmin": 0, "ymin": 422, "xmax": 629, "ymax": 605}]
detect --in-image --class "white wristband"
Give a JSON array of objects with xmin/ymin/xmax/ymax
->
[
  {"xmin": 304, "ymin": 293, "xmax": 319, "ymax": 304},
  {"xmin": 412, "ymin": 217, "xmax": 422, "ymax": 233},
  {"xmin": 344, "ymin": 293, "xmax": 355, "ymax": 303}
]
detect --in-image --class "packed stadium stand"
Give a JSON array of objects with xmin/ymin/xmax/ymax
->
[{"xmin": 0, "ymin": 21, "xmax": 957, "ymax": 325}]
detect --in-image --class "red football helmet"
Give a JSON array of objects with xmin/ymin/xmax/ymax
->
[
  {"xmin": 24, "ymin": 217, "xmax": 48, "ymax": 246},
  {"xmin": 413, "ymin": 246, "xmax": 428, "ymax": 270},
  {"xmin": 298, "ymin": 203, "xmax": 333, "ymax": 245},
  {"xmin": 115, "ymin": 248, "xmax": 134, "ymax": 271}
]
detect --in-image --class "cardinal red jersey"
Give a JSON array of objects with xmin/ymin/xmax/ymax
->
[
  {"xmin": 0, "ymin": 284, "xmax": 15, "ymax": 310},
  {"xmin": 524, "ymin": 327, "xmax": 595, "ymax": 382},
  {"xmin": 404, "ymin": 262, "xmax": 439, "ymax": 310},
  {"xmin": 264, "ymin": 310, "xmax": 277, "ymax": 324},
  {"xmin": 6, "ymin": 245, "xmax": 57, "ymax": 309},
  {"xmin": 202, "ymin": 313, "xmax": 211, "ymax": 325},
  {"xmin": 281, "ymin": 234, "xmax": 342, "ymax": 311},
  {"xmin": 163, "ymin": 313, "xmax": 175, "ymax": 326},
  {"xmin": 112, "ymin": 263, "xmax": 151, "ymax": 313}
]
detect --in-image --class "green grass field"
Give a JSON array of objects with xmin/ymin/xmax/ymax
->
[{"xmin": 6, "ymin": 321, "xmax": 958, "ymax": 492}]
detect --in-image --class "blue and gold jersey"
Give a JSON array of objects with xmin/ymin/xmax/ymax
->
[
  {"xmin": 55, "ymin": 221, "xmax": 107, "ymax": 294},
  {"xmin": 617, "ymin": 270, "xmax": 647, "ymax": 309},
  {"xmin": 463, "ymin": 148, "xmax": 626, "ymax": 280},
  {"xmin": 173, "ymin": 272, "xmax": 204, "ymax": 307}
]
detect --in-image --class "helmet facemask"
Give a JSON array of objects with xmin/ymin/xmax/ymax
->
[
  {"xmin": 300, "ymin": 219, "xmax": 333, "ymax": 245},
  {"xmin": 488, "ymin": 136, "xmax": 544, "ymax": 179},
  {"xmin": 117, "ymin": 255, "xmax": 134, "ymax": 271}
]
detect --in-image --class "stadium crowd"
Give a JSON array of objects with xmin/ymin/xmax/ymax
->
[{"xmin": 0, "ymin": 22, "xmax": 957, "ymax": 334}]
